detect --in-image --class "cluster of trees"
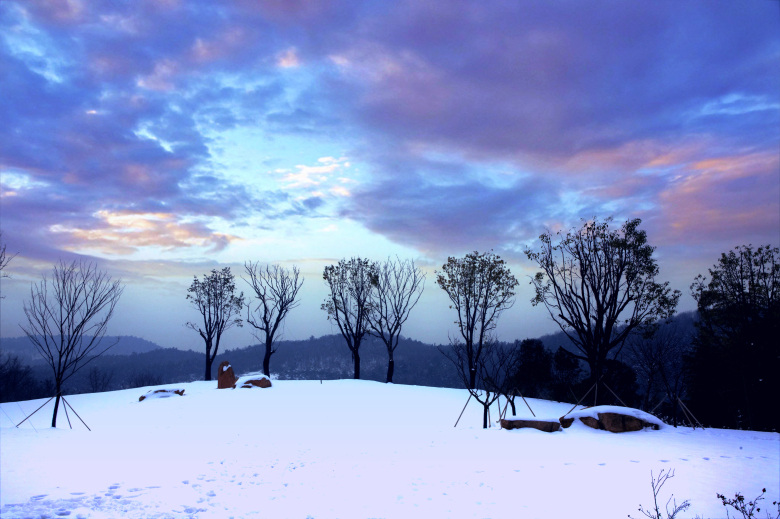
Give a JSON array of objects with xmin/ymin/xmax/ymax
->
[
  {"xmin": 688, "ymin": 245, "xmax": 778, "ymax": 431},
  {"xmin": 0, "ymin": 220, "xmax": 777, "ymax": 431}
]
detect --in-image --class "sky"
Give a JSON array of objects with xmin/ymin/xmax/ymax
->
[{"xmin": 0, "ymin": 0, "xmax": 778, "ymax": 351}]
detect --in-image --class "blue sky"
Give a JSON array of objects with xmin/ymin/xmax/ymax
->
[{"xmin": 1, "ymin": 0, "xmax": 778, "ymax": 349}]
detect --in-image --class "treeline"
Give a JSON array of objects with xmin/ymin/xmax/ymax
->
[
  {"xmin": 1, "ymin": 305, "xmax": 776, "ymax": 432},
  {"xmin": 0, "ymin": 221, "xmax": 777, "ymax": 432},
  {"xmin": 0, "ymin": 315, "xmax": 694, "ymax": 408},
  {"xmin": 0, "ymin": 335, "xmax": 460, "ymax": 400}
]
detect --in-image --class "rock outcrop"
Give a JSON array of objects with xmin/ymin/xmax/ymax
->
[
  {"xmin": 559, "ymin": 406, "xmax": 663, "ymax": 432},
  {"xmin": 217, "ymin": 361, "xmax": 238, "ymax": 389}
]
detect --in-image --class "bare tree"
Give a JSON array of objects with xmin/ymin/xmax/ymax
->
[
  {"xmin": 626, "ymin": 330, "xmax": 667, "ymax": 411},
  {"xmin": 657, "ymin": 325, "xmax": 692, "ymax": 427},
  {"xmin": 87, "ymin": 366, "xmax": 115, "ymax": 393},
  {"xmin": 525, "ymin": 218, "xmax": 680, "ymax": 405},
  {"xmin": 21, "ymin": 260, "xmax": 124, "ymax": 427},
  {"xmin": 322, "ymin": 258, "xmax": 377, "ymax": 379},
  {"xmin": 436, "ymin": 251, "xmax": 518, "ymax": 389},
  {"xmin": 626, "ymin": 322, "xmax": 691, "ymax": 418},
  {"xmin": 442, "ymin": 338, "xmax": 518, "ymax": 428},
  {"xmin": 0, "ymin": 231, "xmax": 17, "ymax": 299},
  {"xmin": 367, "ymin": 257, "xmax": 425, "ymax": 383},
  {"xmin": 243, "ymin": 262, "xmax": 304, "ymax": 377},
  {"xmin": 186, "ymin": 267, "xmax": 244, "ymax": 381}
]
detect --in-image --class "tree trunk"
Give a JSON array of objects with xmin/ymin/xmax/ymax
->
[
  {"xmin": 386, "ymin": 352, "xmax": 394, "ymax": 383},
  {"xmin": 591, "ymin": 354, "xmax": 602, "ymax": 406},
  {"xmin": 51, "ymin": 387, "xmax": 61, "ymax": 428},
  {"xmin": 482, "ymin": 403, "xmax": 488, "ymax": 429},
  {"xmin": 263, "ymin": 339, "xmax": 273, "ymax": 377},
  {"xmin": 353, "ymin": 350, "xmax": 361, "ymax": 379},
  {"xmin": 469, "ymin": 367, "xmax": 476, "ymax": 390},
  {"xmin": 205, "ymin": 346, "xmax": 213, "ymax": 381},
  {"xmin": 509, "ymin": 397, "xmax": 516, "ymax": 416}
]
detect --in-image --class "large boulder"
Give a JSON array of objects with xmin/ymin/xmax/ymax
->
[
  {"xmin": 579, "ymin": 416, "xmax": 603, "ymax": 430},
  {"xmin": 598, "ymin": 412, "xmax": 648, "ymax": 433},
  {"xmin": 217, "ymin": 361, "xmax": 238, "ymax": 389},
  {"xmin": 501, "ymin": 418, "xmax": 561, "ymax": 433},
  {"xmin": 241, "ymin": 378, "xmax": 272, "ymax": 389}
]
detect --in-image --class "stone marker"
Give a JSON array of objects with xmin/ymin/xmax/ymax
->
[{"xmin": 217, "ymin": 361, "xmax": 238, "ymax": 389}]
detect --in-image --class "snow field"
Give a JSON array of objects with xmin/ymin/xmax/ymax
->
[{"xmin": 1, "ymin": 377, "xmax": 778, "ymax": 518}]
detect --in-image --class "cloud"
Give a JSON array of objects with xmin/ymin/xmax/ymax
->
[
  {"xmin": 276, "ymin": 47, "xmax": 300, "ymax": 68},
  {"xmin": 0, "ymin": 0, "xmax": 777, "ymax": 275},
  {"xmin": 48, "ymin": 210, "xmax": 240, "ymax": 255}
]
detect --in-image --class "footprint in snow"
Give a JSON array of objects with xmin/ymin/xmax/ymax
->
[
  {"xmin": 703, "ymin": 457, "xmax": 710, "ymax": 460},
  {"xmin": 660, "ymin": 460, "xmax": 670, "ymax": 463},
  {"xmin": 109, "ymin": 485, "xmax": 120, "ymax": 490},
  {"xmin": 70, "ymin": 492, "xmax": 85, "ymax": 495},
  {"xmin": 720, "ymin": 456, "xmax": 730, "ymax": 458},
  {"xmin": 31, "ymin": 495, "xmax": 48, "ymax": 501},
  {"xmin": 630, "ymin": 460, "xmax": 640, "ymax": 463},
  {"xmin": 206, "ymin": 491, "xmax": 216, "ymax": 497},
  {"xmin": 182, "ymin": 481, "xmax": 189, "ymax": 485},
  {"xmin": 679, "ymin": 458, "xmax": 688, "ymax": 461},
  {"xmin": 56, "ymin": 510, "xmax": 71, "ymax": 516},
  {"xmin": 598, "ymin": 463, "xmax": 606, "ymax": 466}
]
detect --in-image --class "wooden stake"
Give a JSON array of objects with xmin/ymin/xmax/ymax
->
[
  {"xmin": 602, "ymin": 382, "xmax": 628, "ymax": 407},
  {"xmin": 676, "ymin": 397, "xmax": 696, "ymax": 429},
  {"xmin": 564, "ymin": 382, "xmax": 597, "ymax": 416},
  {"xmin": 454, "ymin": 393, "xmax": 472, "ymax": 427},
  {"xmin": 62, "ymin": 397, "xmax": 73, "ymax": 429},
  {"xmin": 678, "ymin": 398, "xmax": 705, "ymax": 430},
  {"xmin": 649, "ymin": 395, "xmax": 667, "ymax": 415},
  {"xmin": 61, "ymin": 397, "xmax": 91, "ymax": 431},
  {"xmin": 519, "ymin": 392, "xmax": 536, "ymax": 417},
  {"xmin": 15, "ymin": 396, "xmax": 54, "ymax": 428},
  {"xmin": 500, "ymin": 391, "xmax": 512, "ymax": 420}
]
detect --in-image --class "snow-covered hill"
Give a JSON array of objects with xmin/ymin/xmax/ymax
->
[{"xmin": 1, "ymin": 377, "xmax": 777, "ymax": 518}]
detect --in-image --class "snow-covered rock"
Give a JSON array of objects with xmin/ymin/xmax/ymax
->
[
  {"xmin": 560, "ymin": 405, "xmax": 664, "ymax": 432},
  {"xmin": 138, "ymin": 388, "xmax": 185, "ymax": 402}
]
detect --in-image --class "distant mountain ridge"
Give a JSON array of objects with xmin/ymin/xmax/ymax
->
[{"xmin": 0, "ymin": 335, "xmax": 162, "ymax": 362}]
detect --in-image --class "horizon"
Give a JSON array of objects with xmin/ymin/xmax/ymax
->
[{"xmin": 1, "ymin": 1, "xmax": 778, "ymax": 350}]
